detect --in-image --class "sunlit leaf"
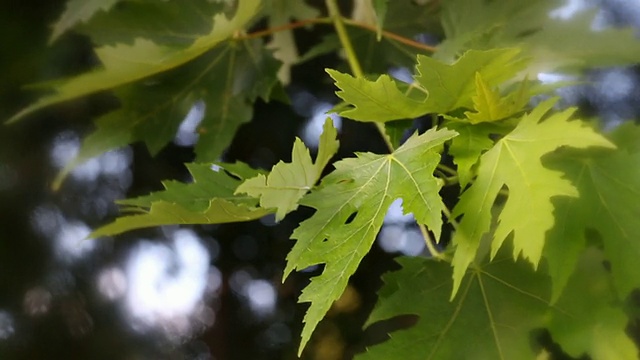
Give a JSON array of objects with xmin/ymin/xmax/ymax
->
[{"xmin": 450, "ymin": 98, "xmax": 613, "ymax": 296}]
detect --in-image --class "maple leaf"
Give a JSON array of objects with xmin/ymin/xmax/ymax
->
[
  {"xmin": 76, "ymin": 0, "xmax": 224, "ymax": 46},
  {"xmin": 358, "ymin": 247, "xmax": 635, "ymax": 360},
  {"xmin": 52, "ymin": 38, "xmax": 280, "ymax": 189},
  {"xmin": 450, "ymin": 98, "xmax": 614, "ymax": 296},
  {"xmin": 285, "ymin": 128, "xmax": 457, "ymax": 354},
  {"xmin": 236, "ymin": 118, "xmax": 339, "ymax": 221},
  {"xmin": 91, "ymin": 162, "xmax": 272, "ymax": 237},
  {"xmin": 328, "ymin": 48, "xmax": 527, "ymax": 122},
  {"xmin": 326, "ymin": 70, "xmax": 428, "ymax": 122},
  {"xmin": 7, "ymin": 0, "xmax": 261, "ymax": 124},
  {"xmin": 49, "ymin": 0, "xmax": 121, "ymax": 44},
  {"xmin": 545, "ymin": 123, "xmax": 640, "ymax": 299}
]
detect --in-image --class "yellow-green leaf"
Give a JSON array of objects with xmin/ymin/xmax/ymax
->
[{"xmin": 450, "ymin": 98, "xmax": 614, "ymax": 297}]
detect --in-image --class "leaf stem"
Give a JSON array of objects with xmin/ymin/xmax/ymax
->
[
  {"xmin": 437, "ymin": 164, "xmax": 457, "ymax": 176},
  {"xmin": 325, "ymin": 0, "xmax": 393, "ymax": 153},
  {"xmin": 442, "ymin": 205, "xmax": 459, "ymax": 230},
  {"xmin": 325, "ymin": 0, "xmax": 363, "ymax": 77},
  {"xmin": 419, "ymin": 224, "xmax": 443, "ymax": 259}
]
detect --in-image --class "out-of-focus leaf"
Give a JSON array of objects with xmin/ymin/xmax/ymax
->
[
  {"xmin": 437, "ymin": 0, "xmax": 640, "ymax": 72},
  {"xmin": 53, "ymin": 39, "xmax": 281, "ymax": 188},
  {"xmin": 49, "ymin": 0, "xmax": 121, "ymax": 43},
  {"xmin": 77, "ymin": 0, "xmax": 224, "ymax": 46},
  {"xmin": 8, "ymin": 0, "xmax": 261, "ymax": 124},
  {"xmin": 263, "ymin": 0, "xmax": 319, "ymax": 83},
  {"xmin": 372, "ymin": 0, "xmax": 389, "ymax": 39}
]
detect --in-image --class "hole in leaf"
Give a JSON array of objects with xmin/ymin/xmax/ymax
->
[
  {"xmin": 223, "ymin": 169, "xmax": 241, "ymax": 181},
  {"xmin": 344, "ymin": 212, "xmax": 358, "ymax": 225}
]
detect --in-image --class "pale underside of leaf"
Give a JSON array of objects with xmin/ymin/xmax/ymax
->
[
  {"xmin": 285, "ymin": 128, "xmax": 457, "ymax": 354},
  {"xmin": 49, "ymin": 0, "xmax": 121, "ymax": 43},
  {"xmin": 236, "ymin": 118, "xmax": 339, "ymax": 221}
]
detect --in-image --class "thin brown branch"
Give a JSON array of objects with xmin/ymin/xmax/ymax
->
[
  {"xmin": 240, "ymin": 17, "xmax": 437, "ymax": 53},
  {"xmin": 343, "ymin": 19, "xmax": 437, "ymax": 53}
]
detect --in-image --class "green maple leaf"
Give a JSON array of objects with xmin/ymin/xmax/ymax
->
[
  {"xmin": 91, "ymin": 162, "xmax": 272, "ymax": 237},
  {"xmin": 328, "ymin": 48, "xmax": 527, "ymax": 122},
  {"xmin": 236, "ymin": 118, "xmax": 339, "ymax": 221},
  {"xmin": 49, "ymin": 0, "xmax": 121, "ymax": 43},
  {"xmin": 464, "ymin": 73, "xmax": 530, "ymax": 124},
  {"xmin": 52, "ymin": 38, "xmax": 280, "ymax": 189},
  {"xmin": 8, "ymin": 0, "xmax": 261, "ymax": 124},
  {"xmin": 450, "ymin": 98, "xmax": 613, "ymax": 296},
  {"xmin": 358, "ymin": 247, "xmax": 635, "ymax": 360},
  {"xmin": 286, "ymin": 128, "xmax": 457, "ymax": 354},
  {"xmin": 545, "ymin": 123, "xmax": 640, "ymax": 299}
]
